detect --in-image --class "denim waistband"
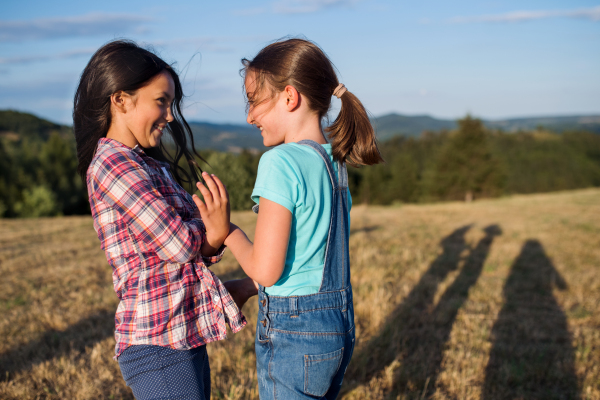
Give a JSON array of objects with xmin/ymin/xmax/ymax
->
[{"xmin": 259, "ymin": 285, "xmax": 352, "ymax": 314}]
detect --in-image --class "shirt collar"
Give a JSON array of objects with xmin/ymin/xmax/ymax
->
[
  {"xmin": 98, "ymin": 137, "xmax": 173, "ymax": 169},
  {"xmin": 99, "ymin": 137, "xmax": 146, "ymax": 155}
]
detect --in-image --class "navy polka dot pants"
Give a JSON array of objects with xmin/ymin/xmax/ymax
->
[{"xmin": 118, "ymin": 345, "xmax": 210, "ymax": 400}]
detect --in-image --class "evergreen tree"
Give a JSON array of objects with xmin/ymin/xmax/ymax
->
[{"xmin": 432, "ymin": 116, "xmax": 505, "ymax": 201}]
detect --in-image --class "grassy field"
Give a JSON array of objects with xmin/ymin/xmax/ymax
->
[{"xmin": 1, "ymin": 188, "xmax": 599, "ymax": 399}]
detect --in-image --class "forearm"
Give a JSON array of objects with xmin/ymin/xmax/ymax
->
[
  {"xmin": 224, "ymin": 277, "xmax": 259, "ymax": 310},
  {"xmin": 225, "ymin": 225, "xmax": 281, "ymax": 287}
]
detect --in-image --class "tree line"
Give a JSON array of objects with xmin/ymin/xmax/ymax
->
[{"xmin": 1, "ymin": 112, "xmax": 599, "ymax": 218}]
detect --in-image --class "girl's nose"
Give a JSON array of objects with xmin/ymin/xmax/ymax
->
[
  {"xmin": 246, "ymin": 113, "xmax": 254, "ymax": 125},
  {"xmin": 165, "ymin": 107, "xmax": 174, "ymax": 123}
]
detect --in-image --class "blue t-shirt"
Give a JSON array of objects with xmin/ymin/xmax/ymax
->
[{"xmin": 251, "ymin": 143, "xmax": 352, "ymax": 296}]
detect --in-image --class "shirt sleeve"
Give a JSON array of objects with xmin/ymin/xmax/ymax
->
[
  {"xmin": 201, "ymin": 243, "xmax": 226, "ymax": 267},
  {"xmin": 91, "ymin": 151, "xmax": 204, "ymax": 264},
  {"xmin": 251, "ymin": 149, "xmax": 300, "ymax": 212}
]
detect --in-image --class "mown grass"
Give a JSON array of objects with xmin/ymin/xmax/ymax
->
[{"xmin": 1, "ymin": 188, "xmax": 599, "ymax": 399}]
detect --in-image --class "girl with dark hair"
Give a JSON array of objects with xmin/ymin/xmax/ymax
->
[
  {"xmin": 222, "ymin": 38, "xmax": 384, "ymax": 399},
  {"xmin": 73, "ymin": 40, "xmax": 246, "ymax": 399}
]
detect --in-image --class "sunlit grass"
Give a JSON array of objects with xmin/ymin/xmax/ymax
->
[{"xmin": 1, "ymin": 188, "xmax": 599, "ymax": 399}]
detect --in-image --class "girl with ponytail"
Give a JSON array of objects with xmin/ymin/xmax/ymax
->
[{"xmin": 223, "ymin": 38, "xmax": 383, "ymax": 399}]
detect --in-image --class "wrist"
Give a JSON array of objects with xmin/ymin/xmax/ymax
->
[{"xmin": 205, "ymin": 230, "xmax": 226, "ymax": 250}]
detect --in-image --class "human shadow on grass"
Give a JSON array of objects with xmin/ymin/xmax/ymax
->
[
  {"xmin": 482, "ymin": 239, "xmax": 578, "ymax": 400},
  {"xmin": 350, "ymin": 225, "xmax": 381, "ymax": 236},
  {"xmin": 0, "ymin": 309, "xmax": 115, "ymax": 379},
  {"xmin": 344, "ymin": 224, "xmax": 501, "ymax": 398}
]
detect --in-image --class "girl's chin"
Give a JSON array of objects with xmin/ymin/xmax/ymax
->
[
  {"xmin": 149, "ymin": 133, "xmax": 163, "ymax": 147},
  {"xmin": 262, "ymin": 135, "xmax": 283, "ymax": 147}
]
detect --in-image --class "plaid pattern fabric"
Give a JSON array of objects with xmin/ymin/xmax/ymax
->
[{"xmin": 87, "ymin": 138, "xmax": 246, "ymax": 358}]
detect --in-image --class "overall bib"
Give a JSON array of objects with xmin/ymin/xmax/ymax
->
[{"xmin": 255, "ymin": 140, "xmax": 355, "ymax": 400}]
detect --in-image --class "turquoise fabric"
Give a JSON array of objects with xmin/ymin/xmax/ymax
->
[{"xmin": 251, "ymin": 143, "xmax": 352, "ymax": 296}]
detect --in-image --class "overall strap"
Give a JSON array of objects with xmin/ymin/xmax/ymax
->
[
  {"xmin": 296, "ymin": 140, "xmax": 348, "ymax": 190},
  {"xmin": 297, "ymin": 140, "xmax": 350, "ymax": 292},
  {"xmin": 297, "ymin": 140, "xmax": 340, "ymax": 190}
]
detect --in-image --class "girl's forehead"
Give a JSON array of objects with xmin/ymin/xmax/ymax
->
[
  {"xmin": 244, "ymin": 71, "xmax": 258, "ymax": 90},
  {"xmin": 143, "ymin": 71, "xmax": 175, "ymax": 97}
]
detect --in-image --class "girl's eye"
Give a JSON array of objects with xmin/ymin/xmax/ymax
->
[{"xmin": 158, "ymin": 98, "xmax": 166, "ymax": 104}]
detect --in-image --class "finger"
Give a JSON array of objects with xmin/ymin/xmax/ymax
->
[
  {"xmin": 196, "ymin": 181, "xmax": 213, "ymax": 205},
  {"xmin": 202, "ymin": 172, "xmax": 222, "ymax": 204},
  {"xmin": 211, "ymin": 174, "xmax": 229, "ymax": 201},
  {"xmin": 192, "ymin": 194, "xmax": 207, "ymax": 214}
]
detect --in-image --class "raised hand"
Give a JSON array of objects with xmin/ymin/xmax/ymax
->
[{"xmin": 192, "ymin": 172, "xmax": 230, "ymax": 256}]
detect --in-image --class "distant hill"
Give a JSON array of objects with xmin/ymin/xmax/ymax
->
[
  {"xmin": 0, "ymin": 110, "xmax": 71, "ymax": 141},
  {"xmin": 2, "ymin": 110, "xmax": 599, "ymax": 153},
  {"xmin": 372, "ymin": 113, "xmax": 600, "ymax": 140},
  {"xmin": 192, "ymin": 113, "xmax": 600, "ymax": 151},
  {"xmin": 0, "ymin": 110, "xmax": 267, "ymax": 152},
  {"xmin": 485, "ymin": 115, "xmax": 600, "ymax": 134},
  {"xmin": 371, "ymin": 114, "xmax": 456, "ymax": 140},
  {"xmin": 188, "ymin": 121, "xmax": 265, "ymax": 153}
]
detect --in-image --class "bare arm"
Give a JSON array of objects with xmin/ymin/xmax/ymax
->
[{"xmin": 224, "ymin": 198, "xmax": 291, "ymax": 287}]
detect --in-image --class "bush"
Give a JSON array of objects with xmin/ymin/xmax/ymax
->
[{"xmin": 14, "ymin": 185, "xmax": 60, "ymax": 218}]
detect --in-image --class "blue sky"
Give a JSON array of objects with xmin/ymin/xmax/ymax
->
[{"xmin": 1, "ymin": 0, "xmax": 599, "ymax": 125}]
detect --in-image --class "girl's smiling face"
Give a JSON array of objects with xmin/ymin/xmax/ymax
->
[
  {"xmin": 245, "ymin": 71, "xmax": 288, "ymax": 147},
  {"xmin": 115, "ymin": 71, "xmax": 175, "ymax": 148}
]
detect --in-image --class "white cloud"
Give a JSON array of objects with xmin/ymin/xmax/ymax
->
[
  {"xmin": 232, "ymin": 7, "xmax": 268, "ymax": 16},
  {"xmin": 275, "ymin": 0, "xmax": 358, "ymax": 14},
  {"xmin": 235, "ymin": 0, "xmax": 359, "ymax": 16},
  {"xmin": 0, "ymin": 13, "xmax": 153, "ymax": 42},
  {"xmin": 150, "ymin": 37, "xmax": 235, "ymax": 53},
  {"xmin": 450, "ymin": 6, "xmax": 600, "ymax": 24},
  {"xmin": 0, "ymin": 48, "xmax": 95, "ymax": 65}
]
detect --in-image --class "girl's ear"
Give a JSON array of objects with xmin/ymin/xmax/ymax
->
[
  {"xmin": 284, "ymin": 85, "xmax": 300, "ymax": 111},
  {"xmin": 110, "ymin": 91, "xmax": 131, "ymax": 114}
]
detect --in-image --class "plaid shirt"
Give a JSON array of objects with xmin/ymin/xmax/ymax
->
[{"xmin": 87, "ymin": 138, "xmax": 246, "ymax": 358}]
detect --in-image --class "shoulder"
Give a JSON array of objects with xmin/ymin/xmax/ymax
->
[
  {"xmin": 87, "ymin": 139, "xmax": 152, "ymax": 198},
  {"xmin": 259, "ymin": 143, "xmax": 318, "ymax": 170},
  {"xmin": 89, "ymin": 139, "xmax": 145, "ymax": 179}
]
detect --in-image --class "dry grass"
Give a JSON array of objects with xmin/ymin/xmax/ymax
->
[{"xmin": 1, "ymin": 189, "xmax": 599, "ymax": 399}]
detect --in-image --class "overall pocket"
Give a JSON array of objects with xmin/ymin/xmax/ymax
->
[{"xmin": 304, "ymin": 347, "xmax": 344, "ymax": 397}]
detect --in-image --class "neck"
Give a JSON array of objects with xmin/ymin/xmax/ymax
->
[
  {"xmin": 284, "ymin": 112, "xmax": 327, "ymax": 145},
  {"xmin": 107, "ymin": 119, "xmax": 138, "ymax": 149}
]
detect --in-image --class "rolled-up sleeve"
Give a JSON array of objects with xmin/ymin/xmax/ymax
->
[{"xmin": 92, "ymin": 152, "xmax": 204, "ymax": 264}]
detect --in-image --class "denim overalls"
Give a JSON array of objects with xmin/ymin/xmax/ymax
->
[{"xmin": 255, "ymin": 140, "xmax": 355, "ymax": 400}]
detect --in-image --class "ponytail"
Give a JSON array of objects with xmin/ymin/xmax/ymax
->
[{"xmin": 326, "ymin": 90, "xmax": 384, "ymax": 167}]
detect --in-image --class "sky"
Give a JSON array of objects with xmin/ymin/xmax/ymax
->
[{"xmin": 1, "ymin": 0, "xmax": 599, "ymax": 125}]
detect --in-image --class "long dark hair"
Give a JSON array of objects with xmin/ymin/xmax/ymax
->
[
  {"xmin": 73, "ymin": 39, "xmax": 202, "ymax": 184},
  {"xmin": 242, "ymin": 38, "xmax": 383, "ymax": 167}
]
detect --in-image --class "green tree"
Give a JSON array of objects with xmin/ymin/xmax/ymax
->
[
  {"xmin": 432, "ymin": 116, "xmax": 505, "ymax": 201},
  {"xmin": 204, "ymin": 151, "xmax": 258, "ymax": 211},
  {"xmin": 13, "ymin": 185, "xmax": 60, "ymax": 217}
]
